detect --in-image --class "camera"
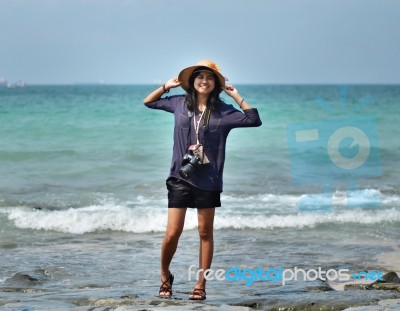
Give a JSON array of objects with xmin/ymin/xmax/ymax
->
[{"xmin": 179, "ymin": 153, "xmax": 201, "ymax": 179}]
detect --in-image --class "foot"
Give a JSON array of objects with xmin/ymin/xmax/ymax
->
[
  {"xmin": 159, "ymin": 271, "xmax": 174, "ymax": 298},
  {"xmin": 189, "ymin": 287, "xmax": 206, "ymax": 300}
]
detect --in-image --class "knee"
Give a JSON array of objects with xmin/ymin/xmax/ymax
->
[
  {"xmin": 164, "ymin": 228, "xmax": 183, "ymax": 244},
  {"xmin": 198, "ymin": 226, "xmax": 213, "ymax": 241}
]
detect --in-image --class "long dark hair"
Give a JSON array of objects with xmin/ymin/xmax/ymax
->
[{"xmin": 185, "ymin": 67, "xmax": 222, "ymax": 112}]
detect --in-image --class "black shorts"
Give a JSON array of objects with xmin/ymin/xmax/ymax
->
[{"xmin": 166, "ymin": 177, "xmax": 221, "ymax": 208}]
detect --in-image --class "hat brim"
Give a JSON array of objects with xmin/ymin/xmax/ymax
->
[{"xmin": 178, "ymin": 65, "xmax": 226, "ymax": 93}]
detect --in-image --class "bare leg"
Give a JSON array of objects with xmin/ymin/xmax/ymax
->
[
  {"xmin": 194, "ymin": 208, "xmax": 215, "ymax": 294},
  {"xmin": 160, "ymin": 207, "xmax": 187, "ymax": 296}
]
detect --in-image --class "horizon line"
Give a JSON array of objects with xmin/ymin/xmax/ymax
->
[{"xmin": 3, "ymin": 82, "xmax": 400, "ymax": 87}]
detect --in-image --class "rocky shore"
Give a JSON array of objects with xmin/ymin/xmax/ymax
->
[{"xmin": 1, "ymin": 271, "xmax": 399, "ymax": 310}]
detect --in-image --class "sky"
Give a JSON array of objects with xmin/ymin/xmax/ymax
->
[{"xmin": 0, "ymin": 0, "xmax": 399, "ymax": 85}]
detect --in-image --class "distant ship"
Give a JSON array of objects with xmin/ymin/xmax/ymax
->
[
  {"xmin": 7, "ymin": 81, "xmax": 27, "ymax": 88},
  {"xmin": 0, "ymin": 77, "xmax": 27, "ymax": 88}
]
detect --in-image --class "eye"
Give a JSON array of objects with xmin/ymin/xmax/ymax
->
[{"xmin": 203, "ymin": 73, "xmax": 214, "ymax": 80}]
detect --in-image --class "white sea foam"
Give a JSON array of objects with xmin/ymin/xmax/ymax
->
[
  {"xmin": 2, "ymin": 204, "xmax": 168, "ymax": 234},
  {"xmin": 215, "ymin": 208, "xmax": 400, "ymax": 230},
  {"xmin": 1, "ymin": 190, "xmax": 399, "ymax": 234}
]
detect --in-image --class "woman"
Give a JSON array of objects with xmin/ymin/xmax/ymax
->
[{"xmin": 143, "ymin": 60, "xmax": 262, "ymax": 300}]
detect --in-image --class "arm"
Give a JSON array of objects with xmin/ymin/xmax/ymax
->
[
  {"xmin": 222, "ymin": 84, "xmax": 262, "ymax": 128},
  {"xmin": 143, "ymin": 77, "xmax": 181, "ymax": 104},
  {"xmin": 222, "ymin": 84, "xmax": 252, "ymax": 110}
]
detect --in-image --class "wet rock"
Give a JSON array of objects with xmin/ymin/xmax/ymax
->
[
  {"xmin": 343, "ymin": 283, "xmax": 368, "ymax": 290},
  {"xmin": 4, "ymin": 273, "xmax": 39, "ymax": 286},
  {"xmin": 267, "ymin": 302, "xmax": 369, "ymax": 311},
  {"xmin": 375, "ymin": 271, "xmax": 400, "ymax": 284},
  {"xmin": 0, "ymin": 242, "xmax": 18, "ymax": 249},
  {"xmin": 342, "ymin": 298, "xmax": 400, "ymax": 310},
  {"xmin": 0, "ymin": 287, "xmax": 48, "ymax": 293},
  {"xmin": 343, "ymin": 273, "xmax": 400, "ymax": 291},
  {"xmin": 368, "ymin": 283, "xmax": 400, "ymax": 291},
  {"xmin": 120, "ymin": 294, "xmax": 139, "ymax": 299},
  {"xmin": 363, "ymin": 272, "xmax": 400, "ymax": 291}
]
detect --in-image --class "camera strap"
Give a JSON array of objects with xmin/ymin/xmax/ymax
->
[
  {"xmin": 203, "ymin": 109, "xmax": 211, "ymax": 132},
  {"xmin": 193, "ymin": 108, "xmax": 211, "ymax": 145},
  {"xmin": 194, "ymin": 110, "xmax": 205, "ymax": 145}
]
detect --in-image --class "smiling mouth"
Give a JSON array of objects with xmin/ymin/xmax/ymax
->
[{"xmin": 196, "ymin": 83, "xmax": 213, "ymax": 92}]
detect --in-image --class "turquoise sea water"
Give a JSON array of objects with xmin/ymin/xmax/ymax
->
[{"xmin": 0, "ymin": 85, "xmax": 399, "ymax": 310}]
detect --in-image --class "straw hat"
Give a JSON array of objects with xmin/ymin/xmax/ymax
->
[{"xmin": 178, "ymin": 60, "xmax": 227, "ymax": 92}]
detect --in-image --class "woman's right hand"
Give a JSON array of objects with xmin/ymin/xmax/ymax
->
[
  {"xmin": 143, "ymin": 77, "xmax": 182, "ymax": 104},
  {"xmin": 164, "ymin": 77, "xmax": 181, "ymax": 91}
]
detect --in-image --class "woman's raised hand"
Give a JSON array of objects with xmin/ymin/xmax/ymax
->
[
  {"xmin": 223, "ymin": 84, "xmax": 239, "ymax": 97},
  {"xmin": 165, "ymin": 77, "xmax": 181, "ymax": 90},
  {"xmin": 223, "ymin": 84, "xmax": 252, "ymax": 110},
  {"xmin": 143, "ymin": 77, "xmax": 181, "ymax": 104}
]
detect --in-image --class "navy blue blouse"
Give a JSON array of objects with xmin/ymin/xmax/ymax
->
[{"xmin": 145, "ymin": 95, "xmax": 262, "ymax": 191}]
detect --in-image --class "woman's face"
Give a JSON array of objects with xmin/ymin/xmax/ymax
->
[{"xmin": 193, "ymin": 71, "xmax": 216, "ymax": 96}]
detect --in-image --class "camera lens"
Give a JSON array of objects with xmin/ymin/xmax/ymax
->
[
  {"xmin": 179, "ymin": 163, "xmax": 195, "ymax": 179},
  {"xmin": 179, "ymin": 154, "xmax": 201, "ymax": 179}
]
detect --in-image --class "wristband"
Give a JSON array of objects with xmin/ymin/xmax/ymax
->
[
  {"xmin": 163, "ymin": 84, "xmax": 170, "ymax": 93},
  {"xmin": 239, "ymin": 98, "xmax": 245, "ymax": 107}
]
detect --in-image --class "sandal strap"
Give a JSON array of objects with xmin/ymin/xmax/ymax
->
[
  {"xmin": 189, "ymin": 288, "xmax": 206, "ymax": 299},
  {"xmin": 159, "ymin": 277, "xmax": 172, "ymax": 297},
  {"xmin": 159, "ymin": 271, "xmax": 174, "ymax": 297}
]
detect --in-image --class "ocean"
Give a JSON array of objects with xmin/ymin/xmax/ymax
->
[{"xmin": 0, "ymin": 85, "xmax": 399, "ymax": 310}]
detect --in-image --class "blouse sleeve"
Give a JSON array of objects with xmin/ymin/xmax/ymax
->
[
  {"xmin": 144, "ymin": 95, "xmax": 184, "ymax": 113},
  {"xmin": 223, "ymin": 105, "xmax": 262, "ymax": 129}
]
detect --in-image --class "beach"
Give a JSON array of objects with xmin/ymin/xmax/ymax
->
[
  {"xmin": 1, "ymin": 227, "xmax": 400, "ymax": 310},
  {"xmin": 1, "ymin": 85, "xmax": 399, "ymax": 310}
]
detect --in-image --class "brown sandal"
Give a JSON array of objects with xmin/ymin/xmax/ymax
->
[
  {"xmin": 189, "ymin": 287, "xmax": 206, "ymax": 300},
  {"xmin": 159, "ymin": 271, "xmax": 174, "ymax": 298}
]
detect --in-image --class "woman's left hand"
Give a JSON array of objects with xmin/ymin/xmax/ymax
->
[
  {"xmin": 223, "ymin": 84, "xmax": 239, "ymax": 98},
  {"xmin": 223, "ymin": 84, "xmax": 251, "ymax": 110}
]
